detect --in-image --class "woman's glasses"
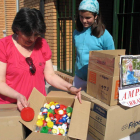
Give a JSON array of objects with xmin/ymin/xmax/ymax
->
[{"xmin": 26, "ymin": 57, "xmax": 36, "ymax": 74}]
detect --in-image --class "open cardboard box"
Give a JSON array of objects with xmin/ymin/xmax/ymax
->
[
  {"xmin": 20, "ymin": 88, "xmax": 91, "ymax": 140},
  {"xmin": 81, "ymin": 92, "xmax": 140, "ymax": 140},
  {"xmin": 89, "ymin": 49, "xmax": 125, "ymax": 76},
  {"xmin": 0, "ymin": 104, "xmax": 25, "ymax": 140}
]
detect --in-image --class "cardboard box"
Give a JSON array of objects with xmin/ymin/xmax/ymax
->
[
  {"xmin": 87, "ymin": 68, "xmax": 119, "ymax": 106},
  {"xmin": 20, "ymin": 88, "xmax": 91, "ymax": 140},
  {"xmin": 81, "ymin": 92, "xmax": 140, "ymax": 140},
  {"xmin": 0, "ymin": 104, "xmax": 25, "ymax": 140},
  {"xmin": 89, "ymin": 50, "xmax": 125, "ymax": 76}
]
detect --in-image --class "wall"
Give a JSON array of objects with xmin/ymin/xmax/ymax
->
[
  {"xmin": 5, "ymin": 0, "xmax": 17, "ymax": 36},
  {"xmin": 0, "ymin": 0, "xmax": 5, "ymax": 38},
  {"xmin": 19, "ymin": 0, "xmax": 40, "ymax": 9},
  {"xmin": 0, "ymin": 0, "xmax": 17, "ymax": 39},
  {"xmin": 44, "ymin": 0, "xmax": 57, "ymax": 66}
]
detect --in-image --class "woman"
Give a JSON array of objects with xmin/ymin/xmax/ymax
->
[
  {"xmin": 0, "ymin": 8, "xmax": 81, "ymax": 111},
  {"xmin": 73, "ymin": 0, "xmax": 115, "ymax": 91}
]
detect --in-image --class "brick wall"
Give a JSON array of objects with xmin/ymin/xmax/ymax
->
[
  {"xmin": 44, "ymin": 0, "xmax": 57, "ymax": 66},
  {"xmin": 19, "ymin": 0, "xmax": 40, "ymax": 9},
  {"xmin": 5, "ymin": 0, "xmax": 17, "ymax": 36},
  {"xmin": 0, "ymin": 0, "xmax": 5, "ymax": 38},
  {"xmin": 0, "ymin": 0, "xmax": 16, "ymax": 39}
]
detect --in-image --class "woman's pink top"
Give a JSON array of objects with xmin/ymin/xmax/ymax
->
[{"xmin": 0, "ymin": 35, "xmax": 52, "ymax": 104}]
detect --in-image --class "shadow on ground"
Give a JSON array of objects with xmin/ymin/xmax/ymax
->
[{"xmin": 46, "ymin": 85, "xmax": 63, "ymax": 94}]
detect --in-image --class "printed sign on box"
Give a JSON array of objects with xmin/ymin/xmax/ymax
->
[{"xmin": 119, "ymin": 86, "xmax": 140, "ymax": 107}]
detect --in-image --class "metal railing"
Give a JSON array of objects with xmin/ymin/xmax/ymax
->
[
  {"xmin": 57, "ymin": 0, "xmax": 76, "ymax": 76},
  {"xmin": 113, "ymin": 0, "xmax": 140, "ymax": 54}
]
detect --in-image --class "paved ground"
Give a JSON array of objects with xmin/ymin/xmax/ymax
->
[{"xmin": 45, "ymin": 84, "xmax": 62, "ymax": 94}]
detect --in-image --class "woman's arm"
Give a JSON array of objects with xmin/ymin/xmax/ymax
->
[
  {"xmin": 44, "ymin": 59, "xmax": 82, "ymax": 103},
  {"xmin": 0, "ymin": 61, "xmax": 29, "ymax": 111}
]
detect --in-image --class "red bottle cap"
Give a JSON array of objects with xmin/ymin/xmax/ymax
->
[{"xmin": 20, "ymin": 107, "xmax": 35, "ymax": 122}]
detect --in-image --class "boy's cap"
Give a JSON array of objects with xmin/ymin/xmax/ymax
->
[{"xmin": 79, "ymin": 0, "xmax": 99, "ymax": 14}]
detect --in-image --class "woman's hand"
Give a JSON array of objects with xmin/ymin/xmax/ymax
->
[
  {"xmin": 68, "ymin": 86, "xmax": 82, "ymax": 103},
  {"xmin": 16, "ymin": 94, "xmax": 30, "ymax": 111}
]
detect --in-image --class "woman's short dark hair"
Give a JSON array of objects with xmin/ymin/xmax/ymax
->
[
  {"xmin": 76, "ymin": 10, "xmax": 105, "ymax": 38},
  {"xmin": 12, "ymin": 7, "xmax": 46, "ymax": 36}
]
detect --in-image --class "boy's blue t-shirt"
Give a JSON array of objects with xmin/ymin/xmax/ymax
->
[
  {"xmin": 126, "ymin": 70, "xmax": 138, "ymax": 84},
  {"xmin": 73, "ymin": 27, "xmax": 115, "ymax": 81}
]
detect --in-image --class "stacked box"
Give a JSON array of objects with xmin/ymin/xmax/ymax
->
[
  {"xmin": 81, "ymin": 91, "xmax": 140, "ymax": 140},
  {"xmin": 87, "ymin": 49, "xmax": 125, "ymax": 106},
  {"xmin": 85, "ymin": 50, "xmax": 140, "ymax": 140},
  {"xmin": 0, "ymin": 104, "xmax": 25, "ymax": 140}
]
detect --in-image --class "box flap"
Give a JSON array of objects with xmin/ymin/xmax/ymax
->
[
  {"xmin": 89, "ymin": 50, "xmax": 125, "ymax": 69},
  {"xmin": 0, "ymin": 104, "xmax": 20, "ymax": 117},
  {"xmin": 68, "ymin": 99, "xmax": 91, "ymax": 140},
  {"xmin": 81, "ymin": 90, "xmax": 94, "ymax": 102},
  {"xmin": 90, "ymin": 49, "xmax": 125, "ymax": 56},
  {"xmin": 64, "ymin": 136, "xmax": 72, "ymax": 140},
  {"xmin": 81, "ymin": 91, "xmax": 111, "ymax": 110},
  {"xmin": 90, "ymin": 98, "xmax": 111, "ymax": 110},
  {"xmin": 0, "ymin": 104, "xmax": 25, "ymax": 140},
  {"xmin": 46, "ymin": 91, "xmax": 75, "ymax": 107},
  {"xmin": 20, "ymin": 88, "xmax": 45, "ymax": 131},
  {"xmin": 0, "ymin": 104, "xmax": 17, "ymax": 109},
  {"xmin": 47, "ymin": 91, "xmax": 75, "ymax": 99},
  {"xmin": 25, "ymin": 132, "xmax": 65, "ymax": 140},
  {"xmin": 46, "ymin": 96, "xmax": 74, "ymax": 107}
]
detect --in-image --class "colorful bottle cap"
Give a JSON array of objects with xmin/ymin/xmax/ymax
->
[
  {"xmin": 40, "ymin": 126, "xmax": 49, "ymax": 133},
  {"xmin": 20, "ymin": 107, "xmax": 34, "ymax": 122}
]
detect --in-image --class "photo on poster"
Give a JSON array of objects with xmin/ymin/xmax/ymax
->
[{"xmin": 120, "ymin": 55, "xmax": 140, "ymax": 88}]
